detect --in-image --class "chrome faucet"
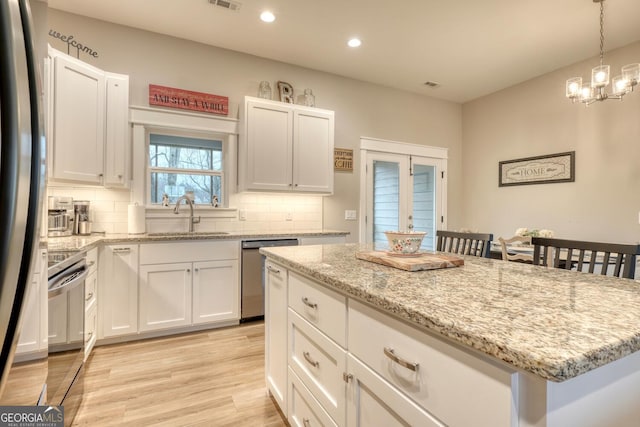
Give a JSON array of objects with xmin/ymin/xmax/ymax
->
[{"xmin": 173, "ymin": 194, "xmax": 201, "ymax": 232}]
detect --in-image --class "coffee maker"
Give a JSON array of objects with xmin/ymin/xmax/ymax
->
[
  {"xmin": 47, "ymin": 196, "xmax": 73, "ymax": 237},
  {"xmin": 73, "ymin": 200, "xmax": 92, "ymax": 235}
]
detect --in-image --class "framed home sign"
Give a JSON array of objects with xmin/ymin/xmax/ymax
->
[{"xmin": 499, "ymin": 151, "xmax": 575, "ymax": 187}]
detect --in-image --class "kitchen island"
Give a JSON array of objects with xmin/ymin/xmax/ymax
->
[{"xmin": 261, "ymin": 243, "xmax": 640, "ymax": 427}]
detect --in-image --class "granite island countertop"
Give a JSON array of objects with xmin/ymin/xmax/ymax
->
[
  {"xmin": 260, "ymin": 243, "xmax": 640, "ymax": 382},
  {"xmin": 45, "ymin": 229, "xmax": 348, "ymax": 252}
]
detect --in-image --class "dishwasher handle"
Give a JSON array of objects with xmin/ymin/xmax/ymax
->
[{"xmin": 241, "ymin": 239, "xmax": 299, "ymax": 249}]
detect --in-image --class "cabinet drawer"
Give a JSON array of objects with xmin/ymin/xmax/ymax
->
[
  {"xmin": 289, "ymin": 309, "xmax": 346, "ymax": 425},
  {"xmin": 86, "ymin": 247, "xmax": 98, "ymax": 274},
  {"xmin": 289, "ymin": 272, "xmax": 346, "ymax": 347},
  {"xmin": 348, "ymin": 300, "xmax": 516, "ymax": 427},
  {"xmin": 84, "ymin": 303, "xmax": 97, "ymax": 360},
  {"xmin": 85, "ymin": 269, "xmax": 97, "ymax": 310},
  {"xmin": 139, "ymin": 240, "xmax": 239, "ymax": 264},
  {"xmin": 289, "ymin": 368, "xmax": 338, "ymax": 427}
]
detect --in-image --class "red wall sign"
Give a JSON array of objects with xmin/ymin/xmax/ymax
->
[{"xmin": 148, "ymin": 84, "xmax": 229, "ymax": 116}]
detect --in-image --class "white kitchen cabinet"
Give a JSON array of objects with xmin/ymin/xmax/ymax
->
[
  {"xmin": 49, "ymin": 49, "xmax": 105, "ymax": 184},
  {"xmin": 348, "ymin": 300, "xmax": 515, "ymax": 427},
  {"xmin": 138, "ymin": 240, "xmax": 240, "ymax": 334},
  {"xmin": 47, "ymin": 46, "xmax": 130, "ymax": 187},
  {"xmin": 293, "ymin": 109, "xmax": 334, "ymax": 193},
  {"xmin": 139, "ymin": 262, "xmax": 192, "ymax": 332},
  {"xmin": 265, "ymin": 259, "xmax": 288, "ymax": 413},
  {"xmin": 98, "ymin": 244, "xmax": 139, "ymax": 339},
  {"xmin": 346, "ymin": 354, "xmax": 443, "ymax": 427},
  {"xmin": 192, "ymin": 260, "xmax": 239, "ymax": 324},
  {"xmin": 240, "ymin": 96, "xmax": 334, "ymax": 194},
  {"xmin": 16, "ymin": 249, "xmax": 47, "ymax": 357},
  {"xmin": 289, "ymin": 368, "xmax": 339, "ymax": 427},
  {"xmin": 84, "ymin": 248, "xmax": 98, "ymax": 359},
  {"xmin": 103, "ymin": 73, "xmax": 130, "ymax": 188}
]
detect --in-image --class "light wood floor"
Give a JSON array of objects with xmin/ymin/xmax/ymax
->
[{"xmin": 72, "ymin": 322, "xmax": 288, "ymax": 426}]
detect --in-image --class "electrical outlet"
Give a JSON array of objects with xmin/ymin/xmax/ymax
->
[
  {"xmin": 285, "ymin": 212, "xmax": 293, "ymax": 221},
  {"xmin": 345, "ymin": 210, "xmax": 357, "ymax": 221},
  {"xmin": 239, "ymin": 209, "xmax": 246, "ymax": 221}
]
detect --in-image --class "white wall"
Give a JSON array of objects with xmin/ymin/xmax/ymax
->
[
  {"xmin": 462, "ymin": 41, "xmax": 640, "ymax": 243},
  {"xmin": 46, "ymin": 9, "xmax": 463, "ymax": 241}
]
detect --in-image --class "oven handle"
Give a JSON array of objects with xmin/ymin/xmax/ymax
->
[{"xmin": 48, "ymin": 267, "xmax": 88, "ymax": 298}]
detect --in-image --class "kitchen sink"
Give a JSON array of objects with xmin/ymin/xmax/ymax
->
[{"xmin": 147, "ymin": 231, "xmax": 230, "ymax": 236}]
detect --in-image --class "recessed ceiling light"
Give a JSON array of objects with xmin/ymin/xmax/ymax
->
[
  {"xmin": 260, "ymin": 11, "xmax": 276, "ymax": 23},
  {"xmin": 347, "ymin": 38, "xmax": 362, "ymax": 48}
]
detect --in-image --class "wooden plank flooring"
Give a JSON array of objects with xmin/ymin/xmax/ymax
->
[{"xmin": 72, "ymin": 322, "xmax": 288, "ymax": 426}]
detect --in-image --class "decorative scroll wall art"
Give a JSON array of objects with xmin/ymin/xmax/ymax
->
[{"xmin": 499, "ymin": 151, "xmax": 575, "ymax": 187}]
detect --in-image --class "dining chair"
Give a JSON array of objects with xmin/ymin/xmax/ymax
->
[
  {"xmin": 436, "ymin": 230, "xmax": 493, "ymax": 258},
  {"xmin": 531, "ymin": 237, "xmax": 640, "ymax": 279},
  {"xmin": 498, "ymin": 235, "xmax": 533, "ymax": 263}
]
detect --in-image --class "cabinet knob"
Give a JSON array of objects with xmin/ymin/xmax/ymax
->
[
  {"xmin": 195, "ymin": 268, "xmax": 199, "ymax": 272},
  {"xmin": 98, "ymin": 173, "xmax": 104, "ymax": 177},
  {"xmin": 85, "ymin": 292, "xmax": 93, "ymax": 301},
  {"xmin": 186, "ymin": 268, "xmax": 191, "ymax": 273},
  {"xmin": 118, "ymin": 174, "xmax": 123, "ymax": 179}
]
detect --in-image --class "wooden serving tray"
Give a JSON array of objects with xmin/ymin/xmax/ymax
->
[{"xmin": 356, "ymin": 250, "xmax": 464, "ymax": 272}]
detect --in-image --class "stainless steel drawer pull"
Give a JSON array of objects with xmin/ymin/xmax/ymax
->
[
  {"xmin": 383, "ymin": 347, "xmax": 419, "ymax": 372},
  {"xmin": 303, "ymin": 351, "xmax": 319, "ymax": 368},
  {"xmin": 303, "ymin": 419, "xmax": 311, "ymax": 427},
  {"xmin": 85, "ymin": 292, "xmax": 93, "ymax": 301},
  {"xmin": 301, "ymin": 297, "xmax": 317, "ymax": 309},
  {"xmin": 266, "ymin": 265, "xmax": 281, "ymax": 274},
  {"xmin": 113, "ymin": 247, "xmax": 131, "ymax": 253}
]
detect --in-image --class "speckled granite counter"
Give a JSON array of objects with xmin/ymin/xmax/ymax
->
[
  {"xmin": 260, "ymin": 243, "xmax": 640, "ymax": 382},
  {"xmin": 45, "ymin": 230, "xmax": 348, "ymax": 252}
]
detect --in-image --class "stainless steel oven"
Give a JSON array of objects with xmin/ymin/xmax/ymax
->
[{"xmin": 47, "ymin": 251, "xmax": 87, "ymax": 426}]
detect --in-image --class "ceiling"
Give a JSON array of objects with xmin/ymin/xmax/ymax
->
[{"xmin": 47, "ymin": 0, "xmax": 640, "ymax": 103}]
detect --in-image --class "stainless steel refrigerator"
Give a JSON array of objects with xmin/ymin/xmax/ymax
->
[{"xmin": 0, "ymin": 0, "xmax": 45, "ymax": 404}]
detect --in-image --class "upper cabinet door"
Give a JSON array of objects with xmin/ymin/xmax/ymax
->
[
  {"xmin": 245, "ymin": 100, "xmax": 294, "ymax": 191},
  {"xmin": 103, "ymin": 73, "xmax": 130, "ymax": 188},
  {"xmin": 293, "ymin": 109, "xmax": 334, "ymax": 193},
  {"xmin": 51, "ymin": 54, "xmax": 105, "ymax": 184},
  {"xmin": 240, "ymin": 96, "xmax": 335, "ymax": 194}
]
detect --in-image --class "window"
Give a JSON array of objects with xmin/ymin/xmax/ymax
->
[{"xmin": 148, "ymin": 133, "xmax": 224, "ymax": 206}]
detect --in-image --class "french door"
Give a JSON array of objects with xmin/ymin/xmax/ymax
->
[{"xmin": 360, "ymin": 140, "xmax": 447, "ymax": 251}]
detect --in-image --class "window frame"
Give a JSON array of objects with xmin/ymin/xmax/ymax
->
[
  {"xmin": 130, "ymin": 106, "xmax": 239, "ymax": 216},
  {"xmin": 147, "ymin": 131, "xmax": 225, "ymax": 206}
]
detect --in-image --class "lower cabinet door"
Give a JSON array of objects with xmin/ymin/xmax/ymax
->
[
  {"xmin": 346, "ymin": 354, "xmax": 444, "ymax": 427},
  {"xmin": 289, "ymin": 368, "xmax": 338, "ymax": 427},
  {"xmin": 139, "ymin": 262, "xmax": 192, "ymax": 332},
  {"xmin": 265, "ymin": 260, "xmax": 288, "ymax": 413},
  {"xmin": 192, "ymin": 260, "xmax": 239, "ymax": 324}
]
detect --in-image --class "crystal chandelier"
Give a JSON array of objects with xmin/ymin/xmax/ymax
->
[{"xmin": 565, "ymin": 0, "xmax": 639, "ymax": 105}]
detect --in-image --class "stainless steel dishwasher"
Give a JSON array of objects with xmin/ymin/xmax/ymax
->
[{"xmin": 241, "ymin": 239, "xmax": 298, "ymax": 322}]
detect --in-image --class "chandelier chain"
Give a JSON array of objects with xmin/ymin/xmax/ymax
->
[{"xmin": 599, "ymin": 0, "xmax": 604, "ymax": 66}]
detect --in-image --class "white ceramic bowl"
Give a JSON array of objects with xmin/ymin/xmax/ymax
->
[{"xmin": 384, "ymin": 231, "xmax": 427, "ymax": 254}]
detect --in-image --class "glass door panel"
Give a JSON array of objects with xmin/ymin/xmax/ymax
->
[
  {"xmin": 412, "ymin": 163, "xmax": 436, "ymax": 250},
  {"xmin": 365, "ymin": 151, "xmax": 443, "ymax": 251},
  {"xmin": 372, "ymin": 160, "xmax": 400, "ymax": 246}
]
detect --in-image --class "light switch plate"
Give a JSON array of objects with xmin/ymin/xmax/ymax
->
[
  {"xmin": 239, "ymin": 209, "xmax": 246, "ymax": 221},
  {"xmin": 345, "ymin": 210, "xmax": 357, "ymax": 220},
  {"xmin": 285, "ymin": 212, "xmax": 293, "ymax": 221}
]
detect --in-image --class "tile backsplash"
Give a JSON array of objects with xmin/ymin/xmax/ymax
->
[{"xmin": 47, "ymin": 185, "xmax": 324, "ymax": 234}]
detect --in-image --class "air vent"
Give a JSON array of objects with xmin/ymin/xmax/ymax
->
[
  {"xmin": 208, "ymin": 0, "xmax": 242, "ymax": 12},
  {"xmin": 424, "ymin": 81, "xmax": 440, "ymax": 88}
]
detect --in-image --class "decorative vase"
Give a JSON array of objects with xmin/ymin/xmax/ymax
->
[
  {"xmin": 258, "ymin": 81, "xmax": 272, "ymax": 99},
  {"xmin": 303, "ymin": 88, "xmax": 315, "ymax": 107}
]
